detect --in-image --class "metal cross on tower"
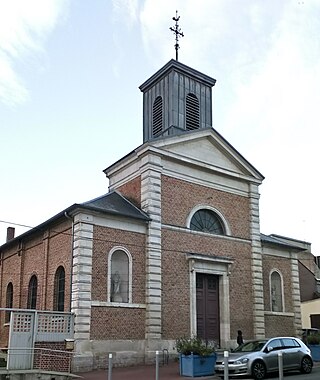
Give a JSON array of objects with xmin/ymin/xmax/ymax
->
[{"xmin": 169, "ymin": 10, "xmax": 184, "ymax": 61}]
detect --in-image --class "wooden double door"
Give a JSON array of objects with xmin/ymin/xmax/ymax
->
[{"xmin": 196, "ymin": 273, "xmax": 220, "ymax": 344}]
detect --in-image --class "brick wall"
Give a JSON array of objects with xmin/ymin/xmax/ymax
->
[
  {"xmin": 0, "ymin": 323, "xmax": 9, "ymax": 347},
  {"xmin": 265, "ymin": 314, "xmax": 295, "ymax": 337},
  {"xmin": 90, "ymin": 307, "xmax": 145, "ymax": 339},
  {"xmin": 0, "ymin": 245, "xmax": 22, "ymax": 335},
  {"xmin": 117, "ymin": 176, "xmax": 142, "ymax": 207},
  {"xmin": 262, "ymin": 255, "xmax": 294, "ymax": 312},
  {"xmin": 92, "ymin": 225, "xmax": 146, "ymax": 304},
  {"xmin": 161, "ymin": 175, "xmax": 251, "ymax": 239},
  {"xmin": 0, "ymin": 219, "xmax": 72, "ymax": 346},
  {"xmin": 34, "ymin": 341, "xmax": 72, "ymax": 372},
  {"xmin": 160, "ymin": 175, "xmax": 255, "ymax": 341},
  {"xmin": 45, "ymin": 223, "xmax": 72, "ymax": 311},
  {"xmin": 162, "ymin": 229, "xmax": 254, "ymax": 340},
  {"xmin": 0, "ymin": 220, "xmax": 72, "ymax": 312},
  {"xmin": 90, "ymin": 225, "xmax": 146, "ymax": 340},
  {"xmin": 162, "ymin": 247, "xmax": 190, "ymax": 338}
]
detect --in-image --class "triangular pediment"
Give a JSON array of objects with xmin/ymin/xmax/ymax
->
[{"xmin": 150, "ymin": 128, "xmax": 264, "ymax": 181}]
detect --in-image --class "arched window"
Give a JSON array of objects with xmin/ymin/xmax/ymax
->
[
  {"xmin": 270, "ymin": 270, "xmax": 284, "ymax": 312},
  {"xmin": 186, "ymin": 93, "xmax": 200, "ymax": 130},
  {"xmin": 108, "ymin": 248, "xmax": 132, "ymax": 304},
  {"xmin": 27, "ymin": 275, "xmax": 38, "ymax": 309},
  {"xmin": 53, "ymin": 266, "xmax": 65, "ymax": 311},
  {"xmin": 190, "ymin": 209, "xmax": 225, "ymax": 235},
  {"xmin": 5, "ymin": 282, "xmax": 13, "ymax": 323},
  {"xmin": 152, "ymin": 96, "xmax": 163, "ymax": 136}
]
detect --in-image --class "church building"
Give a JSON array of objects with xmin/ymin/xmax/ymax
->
[{"xmin": 0, "ymin": 58, "xmax": 314, "ymax": 372}]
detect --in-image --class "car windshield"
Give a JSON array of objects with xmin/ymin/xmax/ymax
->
[{"xmin": 233, "ymin": 340, "xmax": 267, "ymax": 353}]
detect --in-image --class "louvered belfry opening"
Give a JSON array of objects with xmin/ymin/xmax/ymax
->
[
  {"xmin": 140, "ymin": 60, "xmax": 216, "ymax": 142},
  {"xmin": 152, "ymin": 96, "xmax": 163, "ymax": 137},
  {"xmin": 186, "ymin": 93, "xmax": 200, "ymax": 130}
]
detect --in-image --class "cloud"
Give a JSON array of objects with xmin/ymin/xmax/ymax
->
[
  {"xmin": 223, "ymin": 1, "xmax": 320, "ymax": 139},
  {"xmin": 138, "ymin": 0, "xmax": 284, "ymax": 70},
  {"xmin": 0, "ymin": 52, "xmax": 29, "ymax": 105},
  {"xmin": 111, "ymin": 0, "xmax": 140, "ymax": 78},
  {"xmin": 112, "ymin": 0, "xmax": 139, "ymax": 27},
  {"xmin": 135, "ymin": 0, "xmax": 320, "ymax": 251},
  {"xmin": 0, "ymin": 0, "xmax": 69, "ymax": 106}
]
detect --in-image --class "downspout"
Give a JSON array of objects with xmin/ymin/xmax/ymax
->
[
  {"xmin": 64, "ymin": 212, "xmax": 74, "ymax": 312},
  {"xmin": 18, "ymin": 240, "xmax": 24, "ymax": 309}
]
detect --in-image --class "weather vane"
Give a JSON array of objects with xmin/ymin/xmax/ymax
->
[{"xmin": 169, "ymin": 10, "xmax": 184, "ymax": 61}]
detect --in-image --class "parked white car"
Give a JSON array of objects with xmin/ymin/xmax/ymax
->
[{"xmin": 215, "ymin": 337, "xmax": 313, "ymax": 379}]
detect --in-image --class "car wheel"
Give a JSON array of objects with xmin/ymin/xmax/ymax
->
[
  {"xmin": 252, "ymin": 360, "xmax": 266, "ymax": 380},
  {"xmin": 300, "ymin": 356, "xmax": 313, "ymax": 374}
]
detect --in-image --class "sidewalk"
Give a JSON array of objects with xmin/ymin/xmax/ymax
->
[
  {"xmin": 75, "ymin": 361, "xmax": 218, "ymax": 380},
  {"xmin": 76, "ymin": 360, "xmax": 320, "ymax": 380}
]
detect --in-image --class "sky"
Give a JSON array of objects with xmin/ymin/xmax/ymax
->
[{"xmin": 0, "ymin": 0, "xmax": 319, "ymax": 255}]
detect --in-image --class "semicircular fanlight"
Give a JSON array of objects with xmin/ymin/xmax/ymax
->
[{"xmin": 190, "ymin": 209, "xmax": 225, "ymax": 235}]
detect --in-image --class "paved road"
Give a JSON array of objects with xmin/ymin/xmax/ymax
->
[
  {"xmin": 77, "ymin": 361, "xmax": 217, "ymax": 380},
  {"xmin": 78, "ymin": 364, "xmax": 320, "ymax": 380},
  {"xmin": 269, "ymin": 365, "xmax": 320, "ymax": 380},
  {"xmin": 77, "ymin": 361, "xmax": 320, "ymax": 380},
  {"xmin": 231, "ymin": 365, "xmax": 320, "ymax": 380}
]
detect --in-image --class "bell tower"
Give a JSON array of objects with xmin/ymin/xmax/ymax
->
[{"xmin": 139, "ymin": 59, "xmax": 216, "ymax": 143}]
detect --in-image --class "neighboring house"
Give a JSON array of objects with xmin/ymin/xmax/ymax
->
[
  {"xmin": 0, "ymin": 59, "xmax": 317, "ymax": 372},
  {"xmin": 299, "ymin": 254, "xmax": 320, "ymax": 329}
]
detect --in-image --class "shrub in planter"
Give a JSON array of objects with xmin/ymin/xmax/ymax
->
[
  {"xmin": 175, "ymin": 337, "xmax": 215, "ymax": 356},
  {"xmin": 175, "ymin": 337, "xmax": 216, "ymax": 377},
  {"xmin": 307, "ymin": 333, "xmax": 320, "ymax": 346},
  {"xmin": 307, "ymin": 334, "xmax": 320, "ymax": 362}
]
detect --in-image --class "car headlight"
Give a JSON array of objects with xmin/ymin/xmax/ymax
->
[{"xmin": 234, "ymin": 358, "xmax": 249, "ymax": 365}]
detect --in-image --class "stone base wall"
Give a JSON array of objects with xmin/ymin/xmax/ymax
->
[
  {"xmin": 0, "ymin": 372, "xmax": 72, "ymax": 380},
  {"xmin": 72, "ymin": 339, "xmax": 177, "ymax": 372}
]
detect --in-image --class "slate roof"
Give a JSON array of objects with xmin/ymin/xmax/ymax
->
[
  {"xmin": 81, "ymin": 191, "xmax": 150, "ymax": 221},
  {"xmin": 0, "ymin": 191, "xmax": 149, "ymax": 250},
  {"xmin": 261, "ymin": 233, "xmax": 307, "ymax": 251},
  {"xmin": 139, "ymin": 59, "xmax": 217, "ymax": 92}
]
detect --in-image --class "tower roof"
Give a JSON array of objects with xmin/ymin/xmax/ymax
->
[{"xmin": 139, "ymin": 59, "xmax": 216, "ymax": 93}]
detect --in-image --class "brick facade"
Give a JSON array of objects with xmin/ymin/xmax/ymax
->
[
  {"xmin": 162, "ymin": 228, "xmax": 255, "ymax": 341},
  {"xmin": 0, "ymin": 60, "xmax": 312, "ymax": 372},
  {"xmin": 90, "ymin": 307, "xmax": 145, "ymax": 340},
  {"xmin": 161, "ymin": 175, "xmax": 251, "ymax": 239},
  {"xmin": 0, "ymin": 220, "xmax": 72, "ymax": 347},
  {"xmin": 160, "ymin": 175, "xmax": 255, "ymax": 341},
  {"xmin": 0, "ymin": 148, "xmax": 307, "ymax": 371},
  {"xmin": 264, "ymin": 314, "xmax": 295, "ymax": 337},
  {"xmin": 92, "ymin": 226, "xmax": 146, "ymax": 304},
  {"xmin": 117, "ymin": 176, "xmax": 142, "ymax": 207},
  {"xmin": 262, "ymin": 255, "xmax": 294, "ymax": 313}
]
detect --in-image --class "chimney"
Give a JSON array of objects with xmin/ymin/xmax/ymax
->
[{"xmin": 6, "ymin": 227, "xmax": 15, "ymax": 242}]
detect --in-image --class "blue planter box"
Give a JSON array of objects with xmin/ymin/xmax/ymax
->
[
  {"xmin": 309, "ymin": 345, "xmax": 320, "ymax": 362},
  {"xmin": 179, "ymin": 353, "xmax": 217, "ymax": 377}
]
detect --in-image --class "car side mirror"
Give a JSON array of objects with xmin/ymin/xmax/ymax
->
[{"xmin": 267, "ymin": 346, "xmax": 273, "ymax": 353}]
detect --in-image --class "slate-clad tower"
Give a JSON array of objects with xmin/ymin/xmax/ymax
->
[{"xmin": 139, "ymin": 59, "xmax": 216, "ymax": 142}]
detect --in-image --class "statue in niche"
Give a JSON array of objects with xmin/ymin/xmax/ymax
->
[
  {"xmin": 271, "ymin": 285, "xmax": 278, "ymax": 311},
  {"xmin": 111, "ymin": 271, "xmax": 123, "ymax": 302}
]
